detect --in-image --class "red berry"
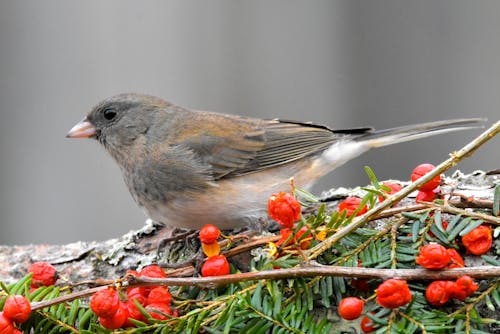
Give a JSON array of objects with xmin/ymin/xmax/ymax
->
[
  {"xmin": 201, "ymin": 255, "xmax": 230, "ymax": 277},
  {"xmin": 338, "ymin": 197, "xmax": 367, "ymax": 217},
  {"xmin": 28, "ymin": 262, "xmax": 58, "ymax": 288},
  {"xmin": 415, "ymin": 243, "xmax": 451, "ymax": 270},
  {"xmin": 0, "ymin": 313, "xmax": 14, "ymax": 334},
  {"xmin": 376, "ymin": 279, "xmax": 412, "ymax": 309},
  {"xmin": 416, "ymin": 190, "xmax": 436, "ymax": 203},
  {"xmin": 268, "ymin": 192, "xmax": 301, "ymax": 228},
  {"xmin": 140, "ymin": 265, "xmax": 167, "ymax": 278},
  {"xmin": 446, "ymin": 248, "xmax": 464, "ymax": 269},
  {"xmin": 295, "ymin": 226, "xmax": 313, "ymax": 250},
  {"xmin": 147, "ymin": 286, "xmax": 172, "ymax": 306},
  {"xmin": 338, "ymin": 297, "xmax": 364, "ymax": 320},
  {"xmin": 3, "ymin": 295, "xmax": 31, "ymax": 323},
  {"xmin": 351, "ymin": 261, "xmax": 370, "ymax": 291},
  {"xmin": 277, "ymin": 226, "xmax": 313, "ymax": 249},
  {"xmin": 99, "ymin": 302, "xmax": 128, "ymax": 330},
  {"xmin": 411, "ymin": 163, "xmax": 440, "ymax": 191},
  {"xmin": 275, "ymin": 228, "xmax": 294, "ymax": 247},
  {"xmin": 146, "ymin": 303, "xmax": 172, "ymax": 320},
  {"xmin": 378, "ymin": 182, "xmax": 402, "ymax": 202},
  {"xmin": 199, "ymin": 224, "xmax": 221, "ymax": 244},
  {"xmin": 449, "ymin": 275, "xmax": 478, "ymax": 301},
  {"xmin": 124, "ymin": 300, "xmax": 146, "ymax": 327},
  {"xmin": 425, "ymin": 281, "xmax": 453, "ymax": 307},
  {"xmin": 127, "ymin": 287, "xmax": 147, "ymax": 306},
  {"xmin": 462, "ymin": 225, "xmax": 492, "ymax": 255},
  {"xmin": 350, "ymin": 278, "xmax": 370, "ymax": 291},
  {"xmin": 90, "ymin": 287, "xmax": 120, "ymax": 318},
  {"xmin": 360, "ymin": 314, "xmax": 376, "ymax": 333},
  {"xmin": 140, "ymin": 265, "xmax": 167, "ymax": 294}
]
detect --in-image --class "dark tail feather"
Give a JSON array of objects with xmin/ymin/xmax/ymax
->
[{"xmin": 357, "ymin": 118, "xmax": 485, "ymax": 148}]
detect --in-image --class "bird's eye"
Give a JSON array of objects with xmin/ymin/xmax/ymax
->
[{"xmin": 103, "ymin": 108, "xmax": 117, "ymax": 120}]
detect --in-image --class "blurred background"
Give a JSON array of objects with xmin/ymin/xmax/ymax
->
[{"xmin": 1, "ymin": 1, "xmax": 499, "ymax": 244}]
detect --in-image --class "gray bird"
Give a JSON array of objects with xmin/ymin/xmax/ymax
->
[{"xmin": 67, "ymin": 93, "xmax": 481, "ymax": 230}]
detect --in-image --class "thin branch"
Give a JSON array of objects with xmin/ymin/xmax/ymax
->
[
  {"xmin": 425, "ymin": 202, "xmax": 500, "ymax": 225},
  {"xmin": 370, "ymin": 204, "xmax": 427, "ymax": 219},
  {"xmin": 397, "ymin": 311, "xmax": 427, "ymax": 334},
  {"xmin": 124, "ymin": 265, "xmax": 500, "ymax": 289},
  {"xmin": 31, "ymin": 264, "xmax": 500, "ymax": 312},
  {"xmin": 222, "ymin": 235, "xmax": 280, "ymax": 258},
  {"xmin": 449, "ymin": 192, "xmax": 494, "ymax": 209}
]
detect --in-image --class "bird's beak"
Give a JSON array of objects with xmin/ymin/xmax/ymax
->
[{"xmin": 66, "ymin": 118, "xmax": 96, "ymax": 138}]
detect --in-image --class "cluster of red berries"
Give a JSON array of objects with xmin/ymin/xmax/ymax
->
[
  {"xmin": 337, "ymin": 297, "xmax": 377, "ymax": 333},
  {"xmin": 338, "ymin": 279, "xmax": 412, "ymax": 333},
  {"xmin": 416, "ymin": 243, "xmax": 464, "ymax": 269},
  {"xmin": 411, "ymin": 221, "xmax": 491, "ymax": 257},
  {"xmin": 338, "ymin": 181, "xmax": 402, "ymax": 218},
  {"xmin": 268, "ymin": 192, "xmax": 301, "ymax": 228},
  {"xmin": 411, "ymin": 163, "xmax": 441, "ymax": 203},
  {"xmin": 0, "ymin": 295, "xmax": 31, "ymax": 334},
  {"xmin": 268, "ymin": 192, "xmax": 313, "ymax": 251},
  {"xmin": 415, "ymin": 243, "xmax": 480, "ymax": 306},
  {"xmin": 338, "ymin": 163, "xmax": 440, "ymax": 214},
  {"xmin": 0, "ymin": 262, "xmax": 57, "ymax": 333},
  {"xmin": 426, "ymin": 275, "xmax": 478, "ymax": 307},
  {"xmin": 381, "ymin": 163, "xmax": 492, "ymax": 258},
  {"xmin": 90, "ymin": 265, "xmax": 174, "ymax": 329},
  {"xmin": 199, "ymin": 224, "xmax": 230, "ymax": 276}
]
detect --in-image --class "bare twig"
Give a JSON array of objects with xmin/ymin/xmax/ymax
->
[
  {"xmin": 450, "ymin": 192, "xmax": 494, "ymax": 209},
  {"xmin": 222, "ymin": 235, "xmax": 280, "ymax": 258},
  {"xmin": 424, "ymin": 202, "xmax": 500, "ymax": 225}
]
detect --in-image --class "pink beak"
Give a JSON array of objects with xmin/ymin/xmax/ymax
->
[{"xmin": 66, "ymin": 118, "xmax": 96, "ymax": 138}]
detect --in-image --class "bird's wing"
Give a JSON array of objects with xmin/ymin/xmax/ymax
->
[{"xmin": 170, "ymin": 111, "xmax": 371, "ymax": 179}]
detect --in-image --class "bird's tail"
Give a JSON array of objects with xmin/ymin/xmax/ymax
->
[{"xmin": 357, "ymin": 118, "xmax": 485, "ymax": 148}]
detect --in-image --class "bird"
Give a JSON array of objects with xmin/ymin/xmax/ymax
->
[{"xmin": 67, "ymin": 93, "xmax": 482, "ymax": 230}]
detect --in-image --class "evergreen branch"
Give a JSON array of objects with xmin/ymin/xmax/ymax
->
[
  {"xmin": 35, "ymin": 310, "xmax": 79, "ymax": 333},
  {"xmin": 332, "ymin": 220, "xmax": 395, "ymax": 265},
  {"xmin": 397, "ymin": 311, "xmax": 427, "ymax": 334},
  {"xmin": 307, "ymin": 120, "xmax": 500, "ymax": 260},
  {"xmin": 385, "ymin": 309, "xmax": 397, "ymax": 334},
  {"xmin": 244, "ymin": 302, "xmax": 303, "ymax": 334},
  {"xmin": 192, "ymin": 284, "xmax": 258, "ymax": 324}
]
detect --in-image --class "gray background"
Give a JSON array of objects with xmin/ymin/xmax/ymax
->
[{"xmin": 1, "ymin": 1, "xmax": 499, "ymax": 245}]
